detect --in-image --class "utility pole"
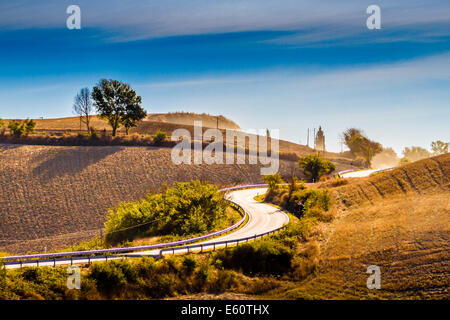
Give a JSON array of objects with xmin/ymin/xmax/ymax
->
[{"xmin": 307, "ymin": 128, "xmax": 309, "ymax": 147}]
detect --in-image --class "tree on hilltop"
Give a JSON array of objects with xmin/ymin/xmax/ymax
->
[
  {"xmin": 73, "ymin": 87, "xmax": 93, "ymax": 134},
  {"xmin": 402, "ymin": 146, "xmax": 430, "ymax": 162},
  {"xmin": 91, "ymin": 79, "xmax": 147, "ymax": 136},
  {"xmin": 431, "ymin": 140, "xmax": 448, "ymax": 155}
]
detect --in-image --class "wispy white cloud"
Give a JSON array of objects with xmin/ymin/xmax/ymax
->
[{"xmin": 1, "ymin": 0, "xmax": 449, "ymax": 44}]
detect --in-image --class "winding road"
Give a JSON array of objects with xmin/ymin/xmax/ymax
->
[{"xmin": 3, "ymin": 187, "xmax": 289, "ymax": 269}]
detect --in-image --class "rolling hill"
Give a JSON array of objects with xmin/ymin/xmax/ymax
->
[{"xmin": 277, "ymin": 153, "xmax": 449, "ymax": 299}]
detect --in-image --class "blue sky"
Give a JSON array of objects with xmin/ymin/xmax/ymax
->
[{"xmin": 0, "ymin": 0, "xmax": 449, "ymax": 154}]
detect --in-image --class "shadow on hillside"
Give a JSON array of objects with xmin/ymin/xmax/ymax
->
[
  {"xmin": 0, "ymin": 143, "xmax": 24, "ymax": 153},
  {"xmin": 32, "ymin": 146, "xmax": 123, "ymax": 181}
]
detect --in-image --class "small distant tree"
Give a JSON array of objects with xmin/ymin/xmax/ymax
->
[
  {"xmin": 298, "ymin": 153, "xmax": 335, "ymax": 182},
  {"xmin": 73, "ymin": 88, "xmax": 93, "ymax": 134},
  {"xmin": 92, "ymin": 79, "xmax": 147, "ymax": 136},
  {"xmin": 402, "ymin": 146, "xmax": 431, "ymax": 162},
  {"xmin": 263, "ymin": 173, "xmax": 285, "ymax": 191},
  {"xmin": 8, "ymin": 119, "xmax": 36, "ymax": 137},
  {"xmin": 431, "ymin": 140, "xmax": 448, "ymax": 155}
]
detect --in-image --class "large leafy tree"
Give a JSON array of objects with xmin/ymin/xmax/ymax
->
[
  {"xmin": 298, "ymin": 153, "xmax": 335, "ymax": 182},
  {"xmin": 91, "ymin": 79, "xmax": 147, "ymax": 136},
  {"xmin": 431, "ymin": 140, "xmax": 448, "ymax": 155},
  {"xmin": 342, "ymin": 128, "xmax": 382, "ymax": 167}
]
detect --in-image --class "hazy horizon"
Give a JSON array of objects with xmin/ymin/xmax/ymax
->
[{"xmin": 0, "ymin": 0, "xmax": 449, "ymax": 154}]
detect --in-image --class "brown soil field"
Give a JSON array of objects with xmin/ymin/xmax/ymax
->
[
  {"xmin": 275, "ymin": 154, "xmax": 450, "ymax": 299},
  {"xmin": 0, "ymin": 143, "xmax": 358, "ymax": 255}
]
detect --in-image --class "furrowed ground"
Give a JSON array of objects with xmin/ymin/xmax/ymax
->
[
  {"xmin": 0, "ymin": 143, "xmax": 356, "ymax": 254},
  {"xmin": 275, "ymin": 153, "xmax": 449, "ymax": 299}
]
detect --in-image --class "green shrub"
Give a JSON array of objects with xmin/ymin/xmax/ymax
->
[
  {"xmin": 0, "ymin": 260, "xmax": 6, "ymax": 288},
  {"xmin": 153, "ymin": 130, "xmax": 167, "ymax": 145},
  {"xmin": 88, "ymin": 261, "xmax": 128, "ymax": 295},
  {"xmin": 284, "ymin": 188, "xmax": 331, "ymax": 218},
  {"xmin": 263, "ymin": 173, "xmax": 285, "ymax": 191},
  {"xmin": 298, "ymin": 153, "xmax": 335, "ymax": 182},
  {"xmin": 215, "ymin": 240, "xmax": 293, "ymax": 275},
  {"xmin": 104, "ymin": 180, "xmax": 229, "ymax": 244},
  {"xmin": 8, "ymin": 119, "xmax": 36, "ymax": 137},
  {"xmin": 182, "ymin": 256, "xmax": 198, "ymax": 275}
]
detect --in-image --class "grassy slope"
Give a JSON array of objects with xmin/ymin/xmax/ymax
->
[{"xmin": 276, "ymin": 154, "xmax": 449, "ymax": 299}]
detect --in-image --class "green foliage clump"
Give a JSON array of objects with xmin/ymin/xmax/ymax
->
[
  {"xmin": 153, "ymin": 130, "xmax": 167, "ymax": 145},
  {"xmin": 88, "ymin": 260, "xmax": 137, "ymax": 296},
  {"xmin": 92, "ymin": 79, "xmax": 147, "ymax": 136},
  {"xmin": 263, "ymin": 173, "xmax": 285, "ymax": 191},
  {"xmin": 298, "ymin": 153, "xmax": 335, "ymax": 182},
  {"xmin": 8, "ymin": 119, "xmax": 36, "ymax": 137},
  {"xmin": 104, "ymin": 180, "xmax": 229, "ymax": 244},
  {"xmin": 215, "ymin": 240, "xmax": 293, "ymax": 275}
]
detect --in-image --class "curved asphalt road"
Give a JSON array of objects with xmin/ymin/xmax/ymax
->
[{"xmin": 4, "ymin": 187, "xmax": 289, "ymax": 269}]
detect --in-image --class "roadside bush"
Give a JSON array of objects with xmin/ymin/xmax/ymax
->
[
  {"xmin": 88, "ymin": 261, "xmax": 128, "ymax": 296},
  {"xmin": 283, "ymin": 188, "xmax": 331, "ymax": 219},
  {"xmin": 104, "ymin": 180, "xmax": 229, "ymax": 244},
  {"xmin": 263, "ymin": 173, "xmax": 285, "ymax": 191},
  {"xmin": 215, "ymin": 240, "xmax": 293, "ymax": 275},
  {"xmin": 0, "ymin": 260, "xmax": 6, "ymax": 289},
  {"xmin": 182, "ymin": 256, "xmax": 198, "ymax": 275},
  {"xmin": 298, "ymin": 153, "xmax": 335, "ymax": 182}
]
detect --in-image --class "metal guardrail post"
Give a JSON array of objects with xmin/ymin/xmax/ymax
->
[
  {"xmin": 70, "ymin": 257, "xmax": 73, "ymax": 265},
  {"xmin": 213, "ymin": 243, "xmax": 215, "ymax": 251},
  {"xmin": 36, "ymin": 260, "xmax": 39, "ymax": 267},
  {"xmin": 54, "ymin": 259, "xmax": 56, "ymax": 267}
]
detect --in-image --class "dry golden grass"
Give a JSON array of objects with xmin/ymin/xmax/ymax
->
[
  {"xmin": 148, "ymin": 112, "xmax": 241, "ymax": 130},
  {"xmin": 273, "ymin": 154, "xmax": 450, "ymax": 299}
]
